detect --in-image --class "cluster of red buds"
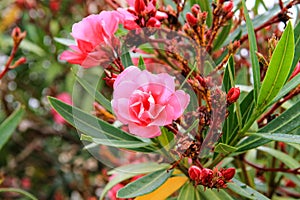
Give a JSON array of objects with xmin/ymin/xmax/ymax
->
[
  {"xmin": 188, "ymin": 165, "xmax": 235, "ymax": 189},
  {"xmin": 103, "ymin": 70, "xmax": 118, "ymax": 87},
  {"xmin": 221, "ymin": 1, "xmax": 234, "ymax": 19},
  {"xmin": 185, "ymin": 4, "xmax": 207, "ymax": 27},
  {"xmin": 227, "ymin": 87, "xmax": 240, "ymax": 104},
  {"xmin": 125, "ymin": 0, "xmax": 168, "ymax": 29}
]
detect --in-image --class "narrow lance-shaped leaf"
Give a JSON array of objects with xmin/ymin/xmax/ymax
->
[
  {"xmin": 48, "ymin": 97, "xmax": 155, "ymax": 153},
  {"xmin": 249, "ymin": 133, "xmax": 300, "ymax": 145},
  {"xmin": 289, "ymin": 20, "xmax": 300, "ymax": 77},
  {"xmin": 257, "ymin": 21, "xmax": 294, "ymax": 109},
  {"xmin": 135, "ymin": 176, "xmax": 188, "ymax": 200},
  {"xmin": 242, "ymin": 0, "xmax": 260, "ymax": 103},
  {"xmin": 236, "ymin": 99, "xmax": 300, "ymax": 152},
  {"xmin": 138, "ymin": 56, "xmax": 146, "ymax": 70},
  {"xmin": 0, "ymin": 105, "xmax": 25, "ymax": 151},
  {"xmin": 117, "ymin": 169, "xmax": 173, "ymax": 198},
  {"xmin": 100, "ymin": 163, "xmax": 170, "ymax": 200},
  {"xmin": 75, "ymin": 75, "xmax": 112, "ymax": 113},
  {"xmin": 227, "ymin": 179, "xmax": 269, "ymax": 200}
]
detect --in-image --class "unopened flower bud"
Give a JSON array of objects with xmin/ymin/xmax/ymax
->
[
  {"xmin": 188, "ymin": 165, "xmax": 202, "ymax": 181},
  {"xmin": 191, "ymin": 4, "xmax": 200, "ymax": 15},
  {"xmin": 155, "ymin": 11, "xmax": 168, "ymax": 20},
  {"xmin": 146, "ymin": 17, "xmax": 161, "ymax": 27},
  {"xmin": 223, "ymin": 1, "xmax": 233, "ymax": 12},
  {"xmin": 11, "ymin": 27, "xmax": 26, "ymax": 45},
  {"xmin": 226, "ymin": 11, "xmax": 234, "ymax": 19},
  {"xmin": 227, "ymin": 87, "xmax": 240, "ymax": 104},
  {"xmin": 286, "ymin": 180, "xmax": 296, "ymax": 188},
  {"xmin": 222, "ymin": 168, "xmax": 235, "ymax": 181},
  {"xmin": 134, "ymin": 0, "xmax": 146, "ymax": 14},
  {"xmin": 186, "ymin": 12, "xmax": 198, "ymax": 26},
  {"xmin": 103, "ymin": 73, "xmax": 117, "ymax": 87},
  {"xmin": 200, "ymin": 168, "xmax": 213, "ymax": 183}
]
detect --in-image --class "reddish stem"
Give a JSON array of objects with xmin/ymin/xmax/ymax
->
[
  {"xmin": 0, "ymin": 45, "xmax": 19, "ymax": 79},
  {"xmin": 244, "ymin": 158, "xmax": 300, "ymax": 175},
  {"xmin": 257, "ymin": 86, "xmax": 300, "ymax": 125}
]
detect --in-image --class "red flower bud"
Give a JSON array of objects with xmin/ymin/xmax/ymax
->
[
  {"xmin": 223, "ymin": 1, "xmax": 233, "ymax": 12},
  {"xmin": 226, "ymin": 11, "xmax": 234, "ymax": 19},
  {"xmin": 227, "ymin": 87, "xmax": 240, "ymax": 104},
  {"xmin": 188, "ymin": 165, "xmax": 202, "ymax": 181},
  {"xmin": 200, "ymin": 168, "xmax": 213, "ymax": 183},
  {"xmin": 191, "ymin": 4, "xmax": 200, "ymax": 15},
  {"xmin": 146, "ymin": 17, "xmax": 161, "ymax": 28},
  {"xmin": 186, "ymin": 12, "xmax": 198, "ymax": 26},
  {"xmin": 222, "ymin": 168, "xmax": 235, "ymax": 181},
  {"xmin": 11, "ymin": 27, "xmax": 26, "ymax": 45},
  {"xmin": 135, "ymin": 0, "xmax": 146, "ymax": 14},
  {"xmin": 286, "ymin": 180, "xmax": 296, "ymax": 188}
]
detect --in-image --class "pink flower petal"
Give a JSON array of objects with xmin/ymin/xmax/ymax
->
[
  {"xmin": 168, "ymin": 90, "xmax": 190, "ymax": 119},
  {"xmin": 128, "ymin": 123, "xmax": 161, "ymax": 138}
]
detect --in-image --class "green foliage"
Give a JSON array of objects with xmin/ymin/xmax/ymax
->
[
  {"xmin": 257, "ymin": 21, "xmax": 294, "ymax": 110},
  {"xmin": 0, "ymin": 105, "xmax": 24, "ymax": 151},
  {"xmin": 117, "ymin": 169, "xmax": 173, "ymax": 198},
  {"xmin": 242, "ymin": 0, "xmax": 260, "ymax": 103}
]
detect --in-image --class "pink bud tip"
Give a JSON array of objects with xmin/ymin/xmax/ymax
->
[
  {"xmin": 188, "ymin": 165, "xmax": 202, "ymax": 181},
  {"xmin": 186, "ymin": 12, "xmax": 198, "ymax": 26},
  {"xmin": 227, "ymin": 87, "xmax": 240, "ymax": 103},
  {"xmin": 222, "ymin": 168, "xmax": 236, "ymax": 180},
  {"xmin": 223, "ymin": 1, "xmax": 233, "ymax": 12},
  {"xmin": 134, "ymin": 0, "xmax": 146, "ymax": 14},
  {"xmin": 146, "ymin": 17, "xmax": 161, "ymax": 28},
  {"xmin": 191, "ymin": 4, "xmax": 200, "ymax": 15}
]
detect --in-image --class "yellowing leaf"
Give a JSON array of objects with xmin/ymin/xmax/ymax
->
[{"xmin": 135, "ymin": 176, "xmax": 188, "ymax": 200}]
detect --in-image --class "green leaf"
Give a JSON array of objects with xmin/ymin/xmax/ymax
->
[
  {"xmin": 270, "ymin": 73, "xmax": 300, "ymax": 106},
  {"xmin": 157, "ymin": 127, "xmax": 175, "ymax": 151},
  {"xmin": 108, "ymin": 162, "xmax": 170, "ymax": 175},
  {"xmin": 214, "ymin": 143, "xmax": 237, "ymax": 154},
  {"xmin": 0, "ymin": 105, "xmax": 24, "ymax": 151},
  {"xmin": 48, "ymin": 97, "xmax": 154, "ymax": 152},
  {"xmin": 100, "ymin": 163, "xmax": 170, "ymax": 200},
  {"xmin": 242, "ymin": 0, "xmax": 260, "ymax": 103},
  {"xmin": 121, "ymin": 46, "xmax": 133, "ymax": 67},
  {"xmin": 222, "ymin": 55, "xmax": 235, "ymax": 93},
  {"xmin": 0, "ymin": 188, "xmax": 37, "ymax": 200},
  {"xmin": 80, "ymin": 134, "xmax": 152, "ymax": 148},
  {"xmin": 178, "ymin": 182, "xmax": 200, "ymax": 200},
  {"xmin": 257, "ymin": 21, "xmax": 294, "ymax": 109},
  {"xmin": 258, "ymin": 146, "xmax": 299, "ymax": 168},
  {"xmin": 54, "ymin": 37, "xmax": 76, "ymax": 46},
  {"xmin": 237, "ymin": 100, "xmax": 300, "ymax": 152},
  {"xmin": 213, "ymin": 20, "xmax": 232, "ymax": 51},
  {"xmin": 117, "ymin": 169, "xmax": 173, "ymax": 198},
  {"xmin": 249, "ymin": 133, "xmax": 300, "ymax": 145},
  {"xmin": 198, "ymin": 186, "xmax": 234, "ymax": 200},
  {"xmin": 138, "ymin": 56, "xmax": 146, "ymax": 70},
  {"xmin": 290, "ymin": 20, "xmax": 300, "ymax": 76},
  {"xmin": 75, "ymin": 75, "xmax": 112, "ymax": 113},
  {"xmin": 227, "ymin": 179, "xmax": 270, "ymax": 200}
]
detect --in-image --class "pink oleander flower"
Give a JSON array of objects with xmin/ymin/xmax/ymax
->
[
  {"xmin": 60, "ymin": 11, "xmax": 123, "ymax": 68},
  {"xmin": 51, "ymin": 92, "xmax": 72, "ymax": 124},
  {"xmin": 111, "ymin": 66, "xmax": 190, "ymax": 138}
]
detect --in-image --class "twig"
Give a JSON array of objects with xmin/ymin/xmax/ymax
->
[{"xmin": 244, "ymin": 158, "xmax": 300, "ymax": 175}]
